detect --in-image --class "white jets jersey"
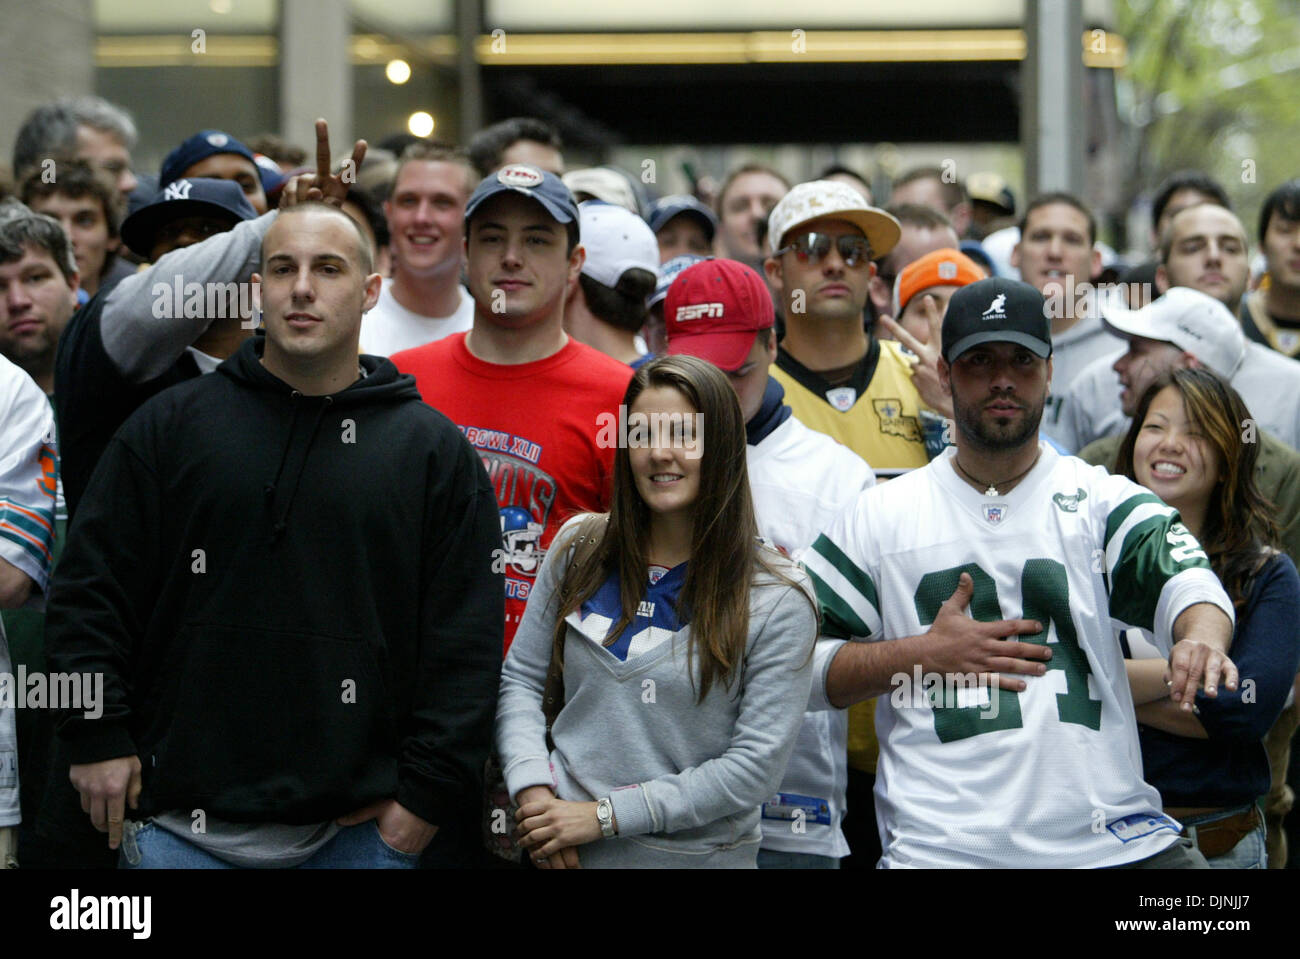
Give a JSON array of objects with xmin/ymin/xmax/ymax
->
[
  {"xmin": 747, "ymin": 414, "xmax": 875, "ymax": 858},
  {"xmin": 802, "ymin": 443, "xmax": 1234, "ymax": 868}
]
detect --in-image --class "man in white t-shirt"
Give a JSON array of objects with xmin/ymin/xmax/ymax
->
[{"xmin": 359, "ymin": 144, "xmax": 478, "ymax": 356}]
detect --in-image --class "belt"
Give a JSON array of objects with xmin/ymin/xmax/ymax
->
[{"xmin": 1167, "ymin": 805, "xmax": 1261, "ymax": 859}]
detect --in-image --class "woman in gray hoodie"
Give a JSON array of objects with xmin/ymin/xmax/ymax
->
[{"xmin": 496, "ymin": 355, "xmax": 818, "ymax": 868}]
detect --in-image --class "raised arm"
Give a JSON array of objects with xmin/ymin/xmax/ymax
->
[
  {"xmin": 100, "ymin": 119, "xmax": 366, "ymax": 383},
  {"xmin": 99, "ymin": 212, "xmax": 275, "ymax": 382}
]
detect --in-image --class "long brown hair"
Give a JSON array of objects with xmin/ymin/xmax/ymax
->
[
  {"xmin": 548, "ymin": 354, "xmax": 807, "ymax": 701},
  {"xmin": 1116, "ymin": 367, "xmax": 1280, "ymax": 610}
]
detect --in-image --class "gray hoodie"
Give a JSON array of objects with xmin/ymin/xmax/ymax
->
[{"xmin": 496, "ymin": 520, "xmax": 817, "ymax": 868}]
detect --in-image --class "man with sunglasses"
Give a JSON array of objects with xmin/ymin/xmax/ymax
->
[
  {"xmin": 763, "ymin": 181, "xmax": 920, "ymax": 478},
  {"xmin": 762, "ymin": 180, "xmax": 923, "ymax": 868}
]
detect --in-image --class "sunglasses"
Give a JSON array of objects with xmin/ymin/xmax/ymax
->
[{"xmin": 776, "ymin": 232, "xmax": 872, "ymax": 267}]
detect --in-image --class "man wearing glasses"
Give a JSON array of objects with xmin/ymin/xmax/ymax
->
[
  {"xmin": 762, "ymin": 181, "xmax": 927, "ymax": 869},
  {"xmin": 763, "ymin": 181, "xmax": 925, "ymax": 481}
]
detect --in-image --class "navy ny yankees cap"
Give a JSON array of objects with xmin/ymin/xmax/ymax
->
[{"xmin": 120, "ymin": 177, "xmax": 257, "ymax": 258}]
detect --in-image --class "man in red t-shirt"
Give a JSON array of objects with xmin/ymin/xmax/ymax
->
[{"xmin": 393, "ymin": 164, "xmax": 632, "ymax": 652}]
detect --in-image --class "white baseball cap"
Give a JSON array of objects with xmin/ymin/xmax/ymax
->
[
  {"xmin": 578, "ymin": 202, "xmax": 659, "ymax": 288},
  {"xmin": 766, "ymin": 180, "xmax": 901, "ymax": 258},
  {"xmin": 1102, "ymin": 286, "xmax": 1246, "ymax": 379},
  {"xmin": 563, "ymin": 167, "xmax": 640, "ymax": 215}
]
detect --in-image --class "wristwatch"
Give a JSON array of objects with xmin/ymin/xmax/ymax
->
[{"xmin": 596, "ymin": 798, "xmax": 616, "ymax": 838}]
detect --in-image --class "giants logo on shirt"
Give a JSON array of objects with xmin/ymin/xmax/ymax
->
[{"xmin": 482, "ymin": 451, "xmax": 556, "ymax": 583}]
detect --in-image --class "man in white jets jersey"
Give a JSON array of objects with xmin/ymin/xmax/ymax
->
[{"xmin": 803, "ymin": 277, "xmax": 1239, "ymax": 868}]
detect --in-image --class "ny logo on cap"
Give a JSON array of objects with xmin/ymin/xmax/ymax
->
[
  {"xmin": 163, "ymin": 180, "xmax": 193, "ymax": 201},
  {"xmin": 497, "ymin": 164, "xmax": 543, "ymax": 189},
  {"xmin": 206, "ymin": 132, "xmax": 229, "ymax": 147},
  {"xmin": 982, "ymin": 293, "xmax": 1007, "ymax": 318}
]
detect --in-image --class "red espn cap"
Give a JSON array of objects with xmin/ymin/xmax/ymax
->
[{"xmin": 665, "ymin": 258, "xmax": 774, "ymax": 371}]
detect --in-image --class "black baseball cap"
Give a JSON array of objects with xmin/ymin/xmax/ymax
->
[
  {"xmin": 942, "ymin": 277, "xmax": 1052, "ymax": 363},
  {"xmin": 464, "ymin": 163, "xmax": 580, "ymax": 226}
]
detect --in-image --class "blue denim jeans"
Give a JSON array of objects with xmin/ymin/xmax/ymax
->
[
  {"xmin": 1182, "ymin": 804, "xmax": 1268, "ymax": 869},
  {"xmin": 118, "ymin": 820, "xmax": 421, "ymax": 869},
  {"xmin": 756, "ymin": 848, "xmax": 841, "ymax": 869}
]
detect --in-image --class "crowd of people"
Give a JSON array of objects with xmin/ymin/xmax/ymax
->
[{"xmin": 1, "ymin": 94, "xmax": 1299, "ymax": 870}]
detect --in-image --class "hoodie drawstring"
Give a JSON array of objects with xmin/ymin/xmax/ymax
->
[{"xmin": 266, "ymin": 394, "xmax": 333, "ymax": 543}]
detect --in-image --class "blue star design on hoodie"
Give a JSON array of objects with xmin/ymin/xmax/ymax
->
[{"xmin": 577, "ymin": 563, "xmax": 690, "ymax": 662}]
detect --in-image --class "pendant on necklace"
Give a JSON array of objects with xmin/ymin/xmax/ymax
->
[{"xmin": 985, "ymin": 485, "xmax": 999, "ymax": 497}]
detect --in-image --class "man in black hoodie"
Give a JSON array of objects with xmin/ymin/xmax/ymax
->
[{"xmin": 43, "ymin": 202, "xmax": 504, "ymax": 868}]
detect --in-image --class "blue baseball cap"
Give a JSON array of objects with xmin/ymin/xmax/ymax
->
[
  {"xmin": 253, "ymin": 153, "xmax": 290, "ymax": 197},
  {"xmin": 650, "ymin": 253, "xmax": 710, "ymax": 309},
  {"xmin": 648, "ymin": 195, "xmax": 718, "ymax": 241},
  {"xmin": 160, "ymin": 130, "xmax": 261, "ymax": 192},
  {"xmin": 464, "ymin": 163, "xmax": 580, "ymax": 227},
  {"xmin": 120, "ymin": 177, "xmax": 257, "ymax": 258}
]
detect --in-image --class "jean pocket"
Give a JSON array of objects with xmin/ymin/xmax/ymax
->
[
  {"xmin": 370, "ymin": 820, "xmax": 421, "ymax": 861},
  {"xmin": 118, "ymin": 820, "xmax": 151, "ymax": 868}
]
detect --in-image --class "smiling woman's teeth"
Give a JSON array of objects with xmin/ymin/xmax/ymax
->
[{"xmin": 1153, "ymin": 463, "xmax": 1186, "ymax": 475}]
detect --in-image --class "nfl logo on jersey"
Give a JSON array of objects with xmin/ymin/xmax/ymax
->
[
  {"xmin": 825, "ymin": 387, "xmax": 856, "ymax": 412},
  {"xmin": 982, "ymin": 504, "xmax": 1007, "ymax": 524}
]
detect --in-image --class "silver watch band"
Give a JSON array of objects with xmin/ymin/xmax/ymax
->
[{"xmin": 596, "ymin": 797, "xmax": 616, "ymax": 838}]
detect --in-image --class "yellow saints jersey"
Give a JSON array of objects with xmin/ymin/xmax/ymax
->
[
  {"xmin": 773, "ymin": 339, "xmax": 930, "ymax": 480},
  {"xmin": 774, "ymin": 337, "xmax": 930, "ymax": 773}
]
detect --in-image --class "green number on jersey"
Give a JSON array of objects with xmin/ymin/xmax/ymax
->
[
  {"xmin": 913, "ymin": 559, "xmax": 1101, "ymax": 742},
  {"xmin": 1021, "ymin": 559, "xmax": 1102, "ymax": 730},
  {"xmin": 913, "ymin": 564, "xmax": 1023, "ymax": 741}
]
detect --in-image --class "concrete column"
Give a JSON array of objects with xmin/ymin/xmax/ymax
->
[
  {"xmin": 456, "ymin": 0, "xmax": 483, "ymax": 143},
  {"xmin": 0, "ymin": 0, "xmax": 95, "ymax": 170},
  {"xmin": 1023, "ymin": 0, "xmax": 1085, "ymax": 198},
  {"xmin": 279, "ymin": 0, "xmax": 351, "ymax": 153}
]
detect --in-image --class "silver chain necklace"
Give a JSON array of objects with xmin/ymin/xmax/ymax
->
[{"xmin": 953, "ymin": 451, "xmax": 1041, "ymax": 497}]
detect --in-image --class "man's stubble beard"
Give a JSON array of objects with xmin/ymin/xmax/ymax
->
[
  {"xmin": 2, "ymin": 336, "xmax": 57, "ymax": 380},
  {"xmin": 953, "ymin": 389, "xmax": 1045, "ymax": 453}
]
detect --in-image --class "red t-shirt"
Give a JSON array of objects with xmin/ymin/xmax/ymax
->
[{"xmin": 392, "ymin": 333, "xmax": 633, "ymax": 653}]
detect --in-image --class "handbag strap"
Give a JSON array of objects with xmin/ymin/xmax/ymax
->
[
  {"xmin": 541, "ymin": 637, "xmax": 565, "ymax": 754},
  {"xmin": 540, "ymin": 515, "xmax": 607, "ymax": 751}
]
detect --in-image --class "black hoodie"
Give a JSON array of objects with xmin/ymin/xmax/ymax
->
[{"xmin": 45, "ymin": 336, "xmax": 504, "ymax": 827}]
